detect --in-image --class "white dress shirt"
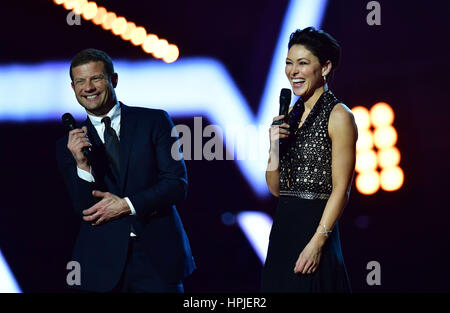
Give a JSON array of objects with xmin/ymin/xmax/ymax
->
[{"xmin": 77, "ymin": 102, "xmax": 136, "ymax": 236}]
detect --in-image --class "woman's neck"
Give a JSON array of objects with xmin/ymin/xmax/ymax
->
[{"xmin": 303, "ymin": 85, "xmax": 327, "ymax": 111}]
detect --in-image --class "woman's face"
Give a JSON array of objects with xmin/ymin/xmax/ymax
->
[{"xmin": 285, "ymin": 44, "xmax": 327, "ymax": 97}]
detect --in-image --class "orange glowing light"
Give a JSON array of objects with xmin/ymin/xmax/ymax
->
[
  {"xmin": 63, "ymin": 0, "xmax": 75, "ymax": 10},
  {"xmin": 380, "ymin": 166, "xmax": 404, "ymax": 191},
  {"xmin": 152, "ymin": 39, "xmax": 169, "ymax": 59},
  {"xmin": 373, "ymin": 125, "xmax": 398, "ymax": 149},
  {"xmin": 378, "ymin": 147, "xmax": 401, "ymax": 169},
  {"xmin": 355, "ymin": 149, "xmax": 377, "ymax": 173},
  {"xmin": 352, "ymin": 106, "xmax": 371, "ymax": 131},
  {"xmin": 356, "ymin": 130, "xmax": 374, "ymax": 151},
  {"xmin": 92, "ymin": 6, "xmax": 107, "ymax": 25},
  {"xmin": 72, "ymin": 0, "xmax": 87, "ymax": 15},
  {"xmin": 356, "ymin": 171, "xmax": 380, "ymax": 195},
  {"xmin": 351, "ymin": 101, "xmax": 403, "ymax": 194},
  {"xmin": 163, "ymin": 44, "xmax": 180, "ymax": 63},
  {"xmin": 112, "ymin": 16, "xmax": 127, "ymax": 35},
  {"xmin": 131, "ymin": 27, "xmax": 147, "ymax": 46},
  {"xmin": 120, "ymin": 22, "xmax": 136, "ymax": 41},
  {"xmin": 142, "ymin": 34, "xmax": 159, "ymax": 53},
  {"xmin": 101, "ymin": 11, "xmax": 117, "ymax": 30},
  {"xmin": 82, "ymin": 2, "xmax": 97, "ymax": 20},
  {"xmin": 370, "ymin": 102, "xmax": 395, "ymax": 128}
]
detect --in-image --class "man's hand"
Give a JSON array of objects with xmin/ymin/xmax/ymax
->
[
  {"xmin": 67, "ymin": 126, "xmax": 91, "ymax": 172},
  {"xmin": 82, "ymin": 190, "xmax": 131, "ymax": 226}
]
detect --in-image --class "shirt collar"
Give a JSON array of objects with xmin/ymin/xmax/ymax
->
[{"xmin": 87, "ymin": 101, "xmax": 121, "ymax": 127}]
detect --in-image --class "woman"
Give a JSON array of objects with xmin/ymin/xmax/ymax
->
[{"xmin": 262, "ymin": 27, "xmax": 357, "ymax": 293}]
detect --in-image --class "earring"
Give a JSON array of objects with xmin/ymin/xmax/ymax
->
[{"xmin": 323, "ymin": 75, "xmax": 328, "ymax": 91}]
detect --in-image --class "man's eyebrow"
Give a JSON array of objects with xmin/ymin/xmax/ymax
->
[{"xmin": 74, "ymin": 74, "xmax": 104, "ymax": 81}]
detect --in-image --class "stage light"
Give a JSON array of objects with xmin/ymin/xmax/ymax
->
[
  {"xmin": 236, "ymin": 211, "xmax": 273, "ymax": 263},
  {"xmin": 63, "ymin": 0, "xmax": 75, "ymax": 10},
  {"xmin": 380, "ymin": 166, "xmax": 404, "ymax": 191},
  {"xmin": 374, "ymin": 125, "xmax": 398, "ymax": 149},
  {"xmin": 92, "ymin": 6, "xmax": 107, "ymax": 25},
  {"xmin": 163, "ymin": 45, "xmax": 180, "ymax": 64},
  {"xmin": 152, "ymin": 39, "xmax": 169, "ymax": 59},
  {"xmin": 142, "ymin": 34, "xmax": 159, "ymax": 53},
  {"xmin": 370, "ymin": 102, "xmax": 395, "ymax": 128},
  {"xmin": 53, "ymin": 1, "xmax": 180, "ymax": 61},
  {"xmin": 352, "ymin": 106, "xmax": 371, "ymax": 131},
  {"xmin": 356, "ymin": 171, "xmax": 380, "ymax": 195},
  {"xmin": 112, "ymin": 16, "xmax": 127, "ymax": 36},
  {"xmin": 72, "ymin": 0, "xmax": 87, "ymax": 15},
  {"xmin": 101, "ymin": 11, "xmax": 116, "ymax": 31},
  {"xmin": 355, "ymin": 149, "xmax": 377, "ymax": 173},
  {"xmin": 131, "ymin": 26, "xmax": 147, "ymax": 46},
  {"xmin": 0, "ymin": 250, "xmax": 21, "ymax": 292},
  {"xmin": 378, "ymin": 147, "xmax": 401, "ymax": 168},
  {"xmin": 356, "ymin": 129, "xmax": 374, "ymax": 151},
  {"xmin": 120, "ymin": 22, "xmax": 136, "ymax": 41},
  {"xmin": 81, "ymin": 2, "xmax": 97, "ymax": 20}
]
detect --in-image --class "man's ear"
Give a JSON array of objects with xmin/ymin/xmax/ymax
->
[
  {"xmin": 71, "ymin": 81, "xmax": 75, "ymax": 91},
  {"xmin": 111, "ymin": 73, "xmax": 118, "ymax": 88}
]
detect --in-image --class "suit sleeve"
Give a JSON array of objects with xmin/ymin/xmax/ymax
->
[
  {"xmin": 128, "ymin": 111, "xmax": 188, "ymax": 218},
  {"xmin": 56, "ymin": 136, "xmax": 98, "ymax": 217}
]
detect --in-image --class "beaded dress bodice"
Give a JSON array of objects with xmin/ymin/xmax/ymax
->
[{"xmin": 279, "ymin": 90, "xmax": 340, "ymax": 199}]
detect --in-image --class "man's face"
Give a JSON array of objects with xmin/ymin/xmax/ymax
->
[{"xmin": 71, "ymin": 61, "xmax": 117, "ymax": 116}]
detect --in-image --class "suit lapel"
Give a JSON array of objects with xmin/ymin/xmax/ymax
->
[{"xmin": 119, "ymin": 102, "xmax": 136, "ymax": 194}]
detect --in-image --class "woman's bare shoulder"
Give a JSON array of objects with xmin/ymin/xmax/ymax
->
[
  {"xmin": 330, "ymin": 103, "xmax": 355, "ymax": 124},
  {"xmin": 329, "ymin": 103, "xmax": 357, "ymax": 138}
]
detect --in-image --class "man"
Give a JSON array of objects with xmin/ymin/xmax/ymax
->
[{"xmin": 56, "ymin": 48, "xmax": 195, "ymax": 293}]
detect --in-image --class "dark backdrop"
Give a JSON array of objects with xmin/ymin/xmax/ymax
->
[{"xmin": 0, "ymin": 0, "xmax": 449, "ymax": 292}]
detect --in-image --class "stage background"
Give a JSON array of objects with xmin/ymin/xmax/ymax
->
[{"xmin": 0, "ymin": 0, "xmax": 449, "ymax": 292}]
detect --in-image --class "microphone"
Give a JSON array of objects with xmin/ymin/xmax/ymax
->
[
  {"xmin": 62, "ymin": 113, "xmax": 91, "ymax": 157},
  {"xmin": 272, "ymin": 88, "xmax": 291, "ymax": 125}
]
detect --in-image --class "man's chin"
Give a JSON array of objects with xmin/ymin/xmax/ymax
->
[{"xmin": 80, "ymin": 103, "xmax": 103, "ymax": 115}]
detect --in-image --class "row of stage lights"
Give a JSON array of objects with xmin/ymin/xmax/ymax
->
[
  {"xmin": 351, "ymin": 102, "xmax": 404, "ymax": 195},
  {"xmin": 53, "ymin": 0, "xmax": 179, "ymax": 63}
]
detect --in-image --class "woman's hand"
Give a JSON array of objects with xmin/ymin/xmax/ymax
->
[
  {"xmin": 294, "ymin": 234, "xmax": 326, "ymax": 275},
  {"xmin": 269, "ymin": 115, "xmax": 290, "ymax": 148}
]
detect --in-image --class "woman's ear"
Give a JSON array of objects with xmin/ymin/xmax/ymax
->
[{"xmin": 322, "ymin": 60, "xmax": 332, "ymax": 78}]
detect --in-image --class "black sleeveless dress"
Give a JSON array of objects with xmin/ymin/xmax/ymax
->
[{"xmin": 261, "ymin": 90, "xmax": 351, "ymax": 293}]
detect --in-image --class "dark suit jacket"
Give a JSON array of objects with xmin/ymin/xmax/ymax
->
[{"xmin": 56, "ymin": 102, "xmax": 196, "ymax": 292}]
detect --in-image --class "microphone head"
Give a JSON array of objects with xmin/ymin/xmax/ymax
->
[
  {"xmin": 279, "ymin": 88, "xmax": 291, "ymax": 116},
  {"xmin": 280, "ymin": 88, "xmax": 291, "ymax": 103},
  {"xmin": 62, "ymin": 113, "xmax": 76, "ymax": 132}
]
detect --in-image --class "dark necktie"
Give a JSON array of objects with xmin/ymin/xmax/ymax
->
[
  {"xmin": 101, "ymin": 116, "xmax": 120, "ymax": 178},
  {"xmin": 102, "ymin": 116, "xmax": 136, "ymax": 235}
]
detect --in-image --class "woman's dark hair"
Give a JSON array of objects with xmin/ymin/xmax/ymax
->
[
  {"xmin": 288, "ymin": 27, "xmax": 341, "ymax": 80},
  {"xmin": 70, "ymin": 48, "xmax": 114, "ymax": 81}
]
